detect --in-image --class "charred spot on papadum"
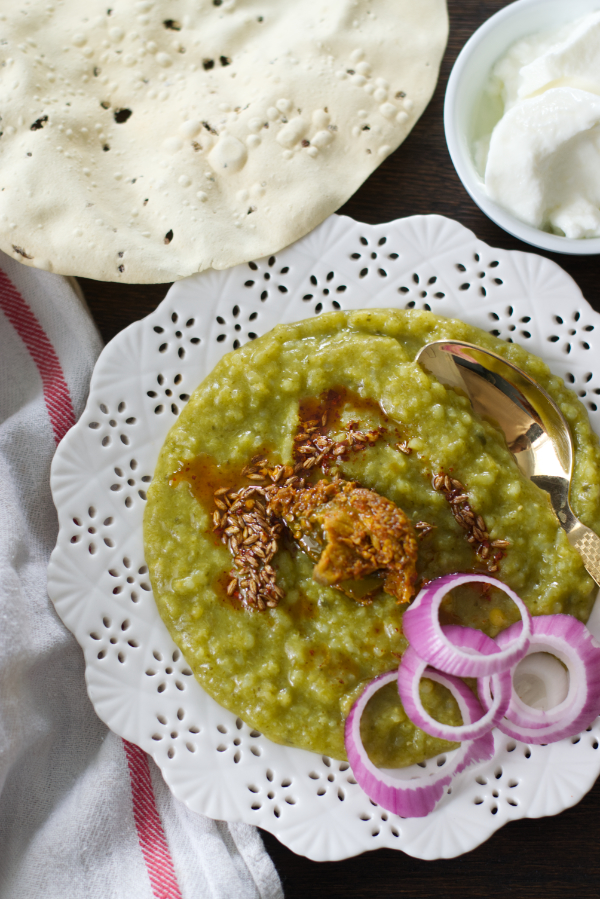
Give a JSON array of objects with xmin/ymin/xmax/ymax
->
[
  {"xmin": 164, "ymin": 230, "xmax": 173, "ymax": 244},
  {"xmin": 163, "ymin": 19, "xmax": 181, "ymax": 30},
  {"xmin": 13, "ymin": 245, "xmax": 33, "ymax": 259},
  {"xmin": 30, "ymin": 116, "xmax": 48, "ymax": 131},
  {"xmin": 114, "ymin": 108, "xmax": 132, "ymax": 124}
]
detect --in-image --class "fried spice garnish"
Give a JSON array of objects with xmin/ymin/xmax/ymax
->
[
  {"xmin": 291, "ymin": 421, "xmax": 384, "ymax": 473},
  {"xmin": 268, "ymin": 478, "xmax": 418, "ymax": 604},
  {"xmin": 210, "ymin": 397, "xmax": 416, "ymax": 610},
  {"xmin": 433, "ymin": 472, "xmax": 509, "ymax": 571},
  {"xmin": 213, "ymin": 462, "xmax": 296, "ymax": 610}
]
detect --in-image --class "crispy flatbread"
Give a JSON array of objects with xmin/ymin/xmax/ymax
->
[{"xmin": 0, "ymin": 0, "xmax": 448, "ymax": 282}]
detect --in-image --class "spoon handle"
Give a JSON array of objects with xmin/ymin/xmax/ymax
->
[
  {"xmin": 568, "ymin": 523, "xmax": 600, "ymax": 588},
  {"xmin": 531, "ymin": 476, "xmax": 600, "ymax": 587}
]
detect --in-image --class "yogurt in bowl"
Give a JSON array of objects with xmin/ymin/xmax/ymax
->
[
  {"xmin": 481, "ymin": 12, "xmax": 600, "ymax": 239},
  {"xmin": 445, "ymin": 0, "xmax": 600, "ymax": 254}
]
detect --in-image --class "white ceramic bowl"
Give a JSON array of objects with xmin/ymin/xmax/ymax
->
[{"xmin": 444, "ymin": 0, "xmax": 600, "ymax": 255}]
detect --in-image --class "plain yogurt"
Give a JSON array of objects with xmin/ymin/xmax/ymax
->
[{"xmin": 478, "ymin": 11, "xmax": 600, "ymax": 239}]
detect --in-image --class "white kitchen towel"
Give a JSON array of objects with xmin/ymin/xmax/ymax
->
[{"xmin": 0, "ymin": 253, "xmax": 283, "ymax": 899}]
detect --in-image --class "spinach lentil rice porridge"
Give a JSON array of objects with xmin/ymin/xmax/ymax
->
[{"xmin": 144, "ymin": 309, "xmax": 600, "ymax": 764}]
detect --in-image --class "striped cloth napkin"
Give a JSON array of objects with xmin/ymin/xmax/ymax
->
[{"xmin": 0, "ymin": 252, "xmax": 283, "ymax": 899}]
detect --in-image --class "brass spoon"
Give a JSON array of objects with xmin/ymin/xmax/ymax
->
[{"xmin": 416, "ymin": 339, "xmax": 600, "ymax": 586}]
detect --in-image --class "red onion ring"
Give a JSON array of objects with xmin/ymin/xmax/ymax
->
[
  {"xmin": 345, "ymin": 670, "xmax": 495, "ymax": 818},
  {"xmin": 478, "ymin": 614, "xmax": 600, "ymax": 744},
  {"xmin": 345, "ymin": 573, "xmax": 600, "ymax": 818},
  {"xmin": 402, "ymin": 573, "xmax": 532, "ymax": 677},
  {"xmin": 398, "ymin": 626, "xmax": 512, "ymax": 742}
]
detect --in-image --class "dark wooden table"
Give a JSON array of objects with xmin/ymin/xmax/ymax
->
[{"xmin": 78, "ymin": 3, "xmax": 600, "ymax": 896}]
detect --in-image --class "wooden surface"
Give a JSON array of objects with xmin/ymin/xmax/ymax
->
[{"xmin": 77, "ymin": 2, "xmax": 600, "ymax": 895}]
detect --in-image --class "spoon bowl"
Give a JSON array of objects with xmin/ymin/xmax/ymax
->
[{"xmin": 416, "ymin": 340, "xmax": 600, "ymax": 586}]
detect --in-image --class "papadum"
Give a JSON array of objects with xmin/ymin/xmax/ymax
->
[{"xmin": 0, "ymin": 0, "xmax": 448, "ymax": 281}]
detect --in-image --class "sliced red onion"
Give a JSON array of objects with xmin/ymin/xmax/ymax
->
[
  {"xmin": 478, "ymin": 614, "xmax": 600, "ymax": 744},
  {"xmin": 510, "ymin": 652, "xmax": 569, "ymax": 724},
  {"xmin": 345, "ymin": 670, "xmax": 494, "ymax": 818},
  {"xmin": 397, "ymin": 626, "xmax": 512, "ymax": 742},
  {"xmin": 402, "ymin": 573, "xmax": 532, "ymax": 677}
]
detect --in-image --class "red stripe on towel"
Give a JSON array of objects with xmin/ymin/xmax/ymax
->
[
  {"xmin": 124, "ymin": 740, "xmax": 184, "ymax": 899},
  {"xmin": 0, "ymin": 269, "xmax": 76, "ymax": 442},
  {"xmin": 0, "ymin": 269, "xmax": 183, "ymax": 899}
]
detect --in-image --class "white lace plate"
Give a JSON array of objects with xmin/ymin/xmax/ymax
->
[{"xmin": 48, "ymin": 214, "xmax": 600, "ymax": 862}]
